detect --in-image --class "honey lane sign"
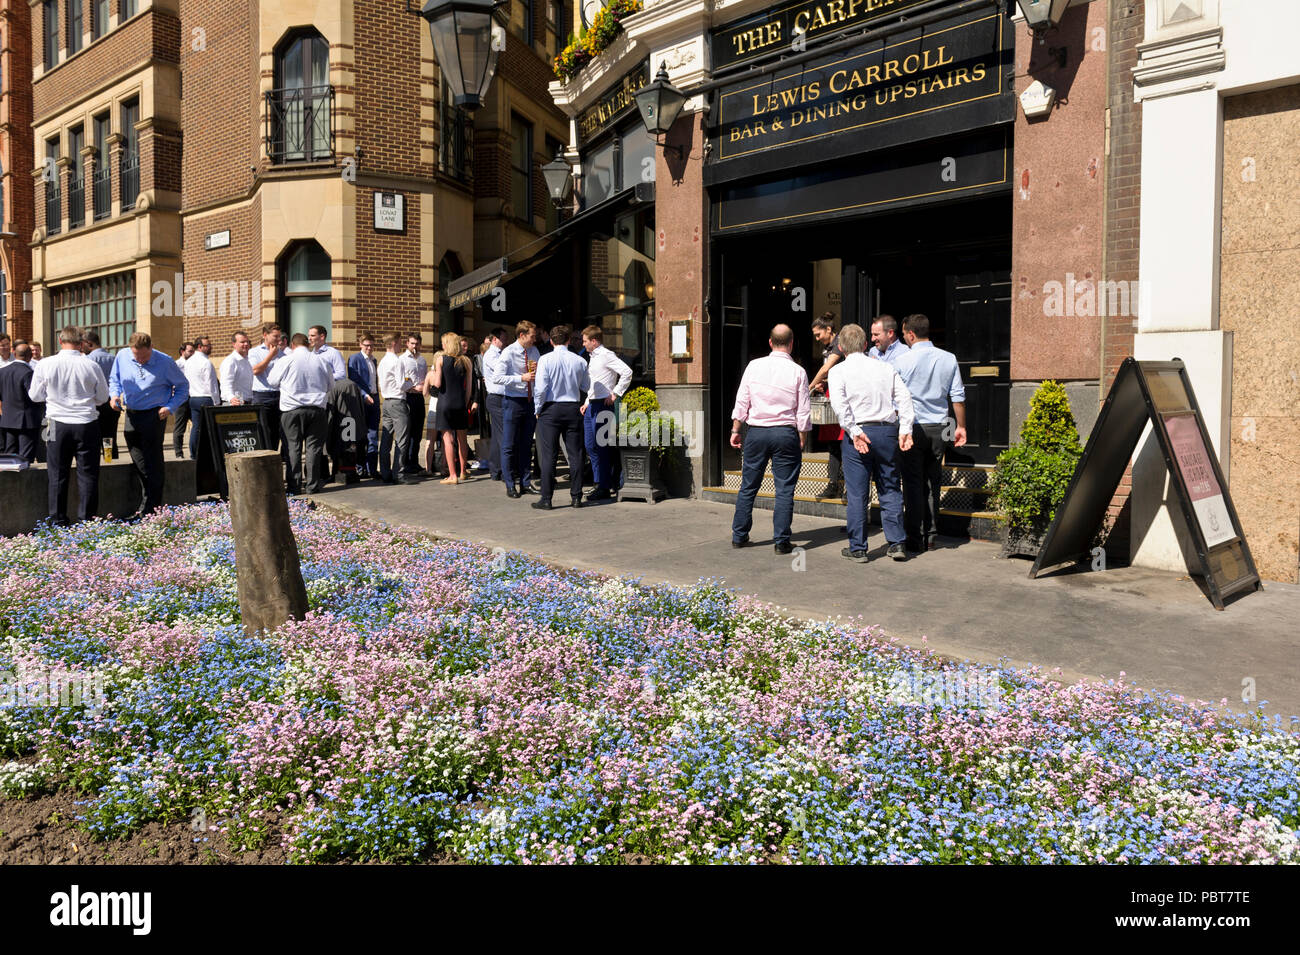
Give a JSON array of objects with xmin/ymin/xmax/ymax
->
[
  {"xmin": 713, "ymin": 0, "xmax": 932, "ymax": 71},
  {"xmin": 709, "ymin": 9, "xmax": 1012, "ymax": 183},
  {"xmin": 578, "ymin": 62, "xmax": 650, "ymax": 146}
]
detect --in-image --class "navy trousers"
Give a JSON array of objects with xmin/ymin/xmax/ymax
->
[
  {"xmin": 48, "ymin": 419, "xmax": 101, "ymax": 521},
  {"xmin": 842, "ymin": 424, "xmax": 905, "ymax": 552},
  {"xmin": 485, "ymin": 393, "xmax": 504, "ymax": 480},
  {"xmin": 583, "ymin": 401, "xmax": 620, "ymax": 491},
  {"xmin": 731, "ymin": 425, "xmax": 801, "ymax": 546},
  {"xmin": 500, "ymin": 395, "xmax": 535, "ymax": 489},
  {"xmin": 188, "ymin": 396, "xmax": 216, "ymax": 459}
]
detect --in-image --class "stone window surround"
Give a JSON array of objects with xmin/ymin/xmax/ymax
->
[{"xmin": 32, "ymin": 0, "xmax": 150, "ymax": 78}]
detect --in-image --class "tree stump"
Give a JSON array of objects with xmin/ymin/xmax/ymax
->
[{"xmin": 227, "ymin": 450, "xmax": 308, "ymax": 637}]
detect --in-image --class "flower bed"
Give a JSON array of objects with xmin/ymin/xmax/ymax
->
[{"xmin": 1, "ymin": 504, "xmax": 1297, "ymax": 864}]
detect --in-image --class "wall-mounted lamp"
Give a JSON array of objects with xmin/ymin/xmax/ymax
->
[
  {"xmin": 410, "ymin": 0, "xmax": 507, "ymax": 110},
  {"xmin": 634, "ymin": 63, "xmax": 689, "ymax": 160},
  {"xmin": 1015, "ymin": 0, "xmax": 1070, "ymax": 32},
  {"xmin": 541, "ymin": 149, "xmax": 575, "ymax": 207}
]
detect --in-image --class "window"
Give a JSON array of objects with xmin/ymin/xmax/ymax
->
[
  {"xmin": 549, "ymin": 1, "xmax": 565, "ymax": 57},
  {"xmin": 69, "ymin": 0, "xmax": 83, "ymax": 55},
  {"xmin": 92, "ymin": 0, "xmax": 109, "ymax": 40},
  {"xmin": 52, "ymin": 273, "xmax": 136, "ymax": 350},
  {"xmin": 93, "ymin": 113, "xmax": 111, "ymax": 220},
  {"xmin": 44, "ymin": 138, "xmax": 60, "ymax": 235},
  {"xmin": 580, "ymin": 119, "xmax": 654, "ymax": 211},
  {"xmin": 269, "ymin": 31, "xmax": 332, "ymax": 163},
  {"xmin": 43, "ymin": 0, "xmax": 58, "ymax": 70},
  {"xmin": 511, "ymin": 114, "xmax": 532, "ymax": 224},
  {"xmin": 513, "ymin": 0, "xmax": 534, "ymax": 45},
  {"xmin": 119, "ymin": 0, "xmax": 136, "ymax": 20},
  {"xmin": 278, "ymin": 241, "xmax": 332, "ymax": 339},
  {"xmin": 438, "ymin": 83, "xmax": 472, "ymax": 182},
  {"xmin": 582, "ymin": 140, "xmax": 615, "ymax": 208},
  {"xmin": 67, "ymin": 125, "xmax": 84, "ymax": 228},
  {"xmin": 584, "ymin": 207, "xmax": 655, "ymax": 380},
  {"xmin": 120, "ymin": 98, "xmax": 139, "ymax": 209}
]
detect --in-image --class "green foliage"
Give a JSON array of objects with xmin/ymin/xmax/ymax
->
[
  {"xmin": 616, "ymin": 388, "xmax": 689, "ymax": 457},
  {"xmin": 989, "ymin": 380, "xmax": 1083, "ymax": 535},
  {"xmin": 621, "ymin": 386, "xmax": 660, "ymax": 416}
]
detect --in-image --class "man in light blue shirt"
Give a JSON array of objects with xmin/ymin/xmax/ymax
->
[
  {"xmin": 530, "ymin": 325, "xmax": 590, "ymax": 510},
  {"xmin": 489, "ymin": 321, "xmax": 541, "ymax": 497},
  {"xmin": 894, "ymin": 313, "xmax": 967, "ymax": 553},
  {"xmin": 108, "ymin": 331, "xmax": 189, "ymax": 520},
  {"xmin": 868, "ymin": 315, "xmax": 910, "ymax": 367},
  {"xmin": 480, "ymin": 327, "xmax": 507, "ymax": 482}
]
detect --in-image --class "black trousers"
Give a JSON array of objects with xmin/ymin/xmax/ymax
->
[
  {"xmin": 2, "ymin": 426, "xmax": 41, "ymax": 462},
  {"xmin": 97, "ymin": 401, "xmax": 120, "ymax": 456},
  {"xmin": 172, "ymin": 398, "xmax": 190, "ymax": 456},
  {"xmin": 125, "ymin": 409, "xmax": 167, "ymax": 516},
  {"xmin": 48, "ymin": 419, "xmax": 102, "ymax": 521},
  {"xmin": 282, "ymin": 405, "xmax": 328, "ymax": 494},
  {"xmin": 535, "ymin": 400, "xmax": 585, "ymax": 503},
  {"xmin": 405, "ymin": 393, "xmax": 425, "ymax": 472},
  {"xmin": 902, "ymin": 421, "xmax": 949, "ymax": 544},
  {"xmin": 251, "ymin": 391, "xmax": 282, "ymax": 451}
]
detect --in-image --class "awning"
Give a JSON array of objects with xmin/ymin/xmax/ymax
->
[{"xmin": 447, "ymin": 257, "xmax": 507, "ymax": 310}]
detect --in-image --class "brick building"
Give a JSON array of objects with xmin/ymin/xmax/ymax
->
[
  {"xmin": 1, "ymin": 0, "xmax": 33, "ymax": 340},
  {"xmin": 176, "ymin": 0, "xmax": 569, "ymax": 359},
  {"xmin": 29, "ymin": 0, "xmax": 183, "ymax": 357}
]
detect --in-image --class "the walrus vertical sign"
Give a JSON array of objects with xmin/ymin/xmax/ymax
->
[{"xmin": 708, "ymin": 6, "xmax": 1014, "ymax": 183}]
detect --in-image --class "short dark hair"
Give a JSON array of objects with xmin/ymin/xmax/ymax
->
[
  {"xmin": 873, "ymin": 314, "xmax": 899, "ymax": 337},
  {"xmin": 231, "ymin": 330, "xmax": 250, "ymax": 343},
  {"xmin": 0, "ymin": 334, "xmax": 10, "ymax": 344},
  {"xmin": 309, "ymin": 325, "xmax": 327, "ymax": 338},
  {"xmin": 359, "ymin": 332, "xmax": 374, "ymax": 344},
  {"xmin": 262, "ymin": 323, "xmax": 281, "ymax": 336},
  {"xmin": 290, "ymin": 333, "xmax": 310, "ymax": 348},
  {"xmin": 549, "ymin": 325, "xmax": 571, "ymax": 346},
  {"xmin": 193, "ymin": 336, "xmax": 210, "ymax": 349},
  {"xmin": 903, "ymin": 314, "xmax": 931, "ymax": 339},
  {"xmin": 82, "ymin": 330, "xmax": 101, "ymax": 347},
  {"xmin": 407, "ymin": 331, "xmax": 422, "ymax": 344},
  {"xmin": 489, "ymin": 327, "xmax": 507, "ymax": 342},
  {"xmin": 812, "ymin": 312, "xmax": 836, "ymax": 331},
  {"xmin": 384, "ymin": 333, "xmax": 402, "ymax": 348}
]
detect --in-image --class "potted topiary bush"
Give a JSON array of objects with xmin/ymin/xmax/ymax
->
[
  {"xmin": 989, "ymin": 380, "xmax": 1084, "ymax": 558},
  {"xmin": 616, "ymin": 386, "xmax": 690, "ymax": 503}
]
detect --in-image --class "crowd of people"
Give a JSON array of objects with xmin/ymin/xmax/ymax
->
[
  {"xmin": 0, "ymin": 317, "xmax": 636, "ymax": 524},
  {"xmin": 730, "ymin": 312, "xmax": 967, "ymax": 562}
]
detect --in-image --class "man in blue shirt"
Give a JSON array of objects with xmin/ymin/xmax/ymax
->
[
  {"xmin": 868, "ymin": 315, "xmax": 909, "ymax": 367},
  {"xmin": 531, "ymin": 325, "xmax": 589, "ymax": 510},
  {"xmin": 489, "ymin": 320, "xmax": 540, "ymax": 498},
  {"xmin": 109, "ymin": 331, "xmax": 189, "ymax": 520},
  {"xmin": 894, "ymin": 313, "xmax": 967, "ymax": 553},
  {"xmin": 80, "ymin": 329, "xmax": 120, "ymax": 457}
]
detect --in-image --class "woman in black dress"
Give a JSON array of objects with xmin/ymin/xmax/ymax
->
[{"xmin": 429, "ymin": 332, "xmax": 475, "ymax": 484}]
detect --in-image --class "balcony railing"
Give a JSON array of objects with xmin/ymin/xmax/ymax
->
[
  {"xmin": 93, "ymin": 166, "xmax": 111, "ymax": 220},
  {"xmin": 439, "ymin": 104, "xmax": 473, "ymax": 183},
  {"xmin": 265, "ymin": 85, "xmax": 334, "ymax": 164},
  {"xmin": 45, "ymin": 185, "xmax": 61, "ymax": 235},
  {"xmin": 120, "ymin": 153, "xmax": 139, "ymax": 209},
  {"xmin": 68, "ymin": 179, "xmax": 85, "ymax": 229}
]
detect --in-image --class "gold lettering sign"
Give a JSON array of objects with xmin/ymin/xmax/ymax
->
[
  {"xmin": 713, "ymin": 0, "xmax": 930, "ymax": 70},
  {"xmin": 579, "ymin": 64, "xmax": 651, "ymax": 144}
]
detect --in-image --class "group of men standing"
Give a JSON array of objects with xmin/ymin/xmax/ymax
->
[
  {"xmin": 480, "ymin": 320, "xmax": 632, "ymax": 508},
  {"xmin": 730, "ymin": 312, "xmax": 966, "ymax": 562}
]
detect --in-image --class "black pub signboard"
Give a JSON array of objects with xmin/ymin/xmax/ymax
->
[
  {"xmin": 196, "ymin": 404, "xmax": 274, "ymax": 499},
  {"xmin": 713, "ymin": 0, "xmax": 932, "ymax": 71},
  {"xmin": 707, "ymin": 6, "xmax": 1014, "ymax": 185},
  {"xmin": 578, "ymin": 61, "xmax": 651, "ymax": 146}
]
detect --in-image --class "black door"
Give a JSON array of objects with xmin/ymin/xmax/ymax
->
[{"xmin": 945, "ymin": 269, "xmax": 1011, "ymax": 465}]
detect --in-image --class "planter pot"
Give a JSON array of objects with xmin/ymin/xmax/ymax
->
[
  {"xmin": 1000, "ymin": 525, "xmax": 1047, "ymax": 559},
  {"xmin": 617, "ymin": 446, "xmax": 682, "ymax": 504}
]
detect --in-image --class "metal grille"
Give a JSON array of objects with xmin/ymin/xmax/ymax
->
[
  {"xmin": 438, "ymin": 99, "xmax": 473, "ymax": 183},
  {"xmin": 68, "ymin": 178, "xmax": 85, "ymax": 229},
  {"xmin": 93, "ymin": 166, "xmax": 111, "ymax": 220},
  {"xmin": 265, "ymin": 85, "xmax": 334, "ymax": 164},
  {"xmin": 45, "ymin": 183, "xmax": 60, "ymax": 235},
  {"xmin": 52, "ymin": 273, "xmax": 136, "ymax": 351},
  {"xmin": 120, "ymin": 153, "xmax": 139, "ymax": 209}
]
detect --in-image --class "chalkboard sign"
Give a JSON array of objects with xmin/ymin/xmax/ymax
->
[
  {"xmin": 1030, "ymin": 358, "xmax": 1260, "ymax": 610},
  {"xmin": 196, "ymin": 404, "xmax": 273, "ymax": 498}
]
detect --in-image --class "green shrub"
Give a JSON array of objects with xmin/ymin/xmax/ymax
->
[
  {"xmin": 616, "ymin": 388, "xmax": 688, "ymax": 458},
  {"xmin": 989, "ymin": 380, "xmax": 1082, "ymax": 536},
  {"xmin": 621, "ymin": 386, "xmax": 660, "ymax": 417}
]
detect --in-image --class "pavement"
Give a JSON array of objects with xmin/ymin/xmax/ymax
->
[{"xmin": 309, "ymin": 470, "xmax": 1300, "ymax": 725}]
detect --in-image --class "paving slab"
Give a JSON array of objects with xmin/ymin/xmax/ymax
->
[{"xmin": 310, "ymin": 475, "xmax": 1300, "ymax": 724}]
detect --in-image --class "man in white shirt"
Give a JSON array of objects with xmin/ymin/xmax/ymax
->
[
  {"xmin": 308, "ymin": 325, "xmax": 347, "ymax": 381},
  {"xmin": 268, "ymin": 332, "xmax": 332, "ymax": 495},
  {"xmin": 828, "ymin": 322, "xmax": 915, "ymax": 563},
  {"xmin": 172, "ymin": 341, "xmax": 196, "ymax": 457},
  {"xmin": 480, "ymin": 327, "xmax": 507, "ymax": 483},
  {"xmin": 377, "ymin": 332, "xmax": 417, "ymax": 484},
  {"xmin": 402, "ymin": 333, "xmax": 429, "ymax": 475},
  {"xmin": 0, "ymin": 333, "xmax": 13, "ymax": 368},
  {"xmin": 220, "ymin": 331, "xmax": 254, "ymax": 405},
  {"xmin": 27, "ymin": 326, "xmax": 110, "ymax": 525},
  {"xmin": 248, "ymin": 324, "xmax": 287, "ymax": 452},
  {"xmin": 730, "ymin": 324, "xmax": 811, "ymax": 554},
  {"xmin": 182, "ymin": 336, "xmax": 221, "ymax": 459},
  {"xmin": 580, "ymin": 324, "xmax": 633, "ymax": 502}
]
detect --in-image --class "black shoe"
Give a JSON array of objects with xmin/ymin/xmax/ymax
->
[
  {"xmin": 380, "ymin": 476, "xmax": 397, "ymax": 485},
  {"xmin": 841, "ymin": 547, "xmax": 869, "ymax": 563},
  {"xmin": 519, "ymin": 482, "xmax": 539, "ymax": 495},
  {"xmin": 506, "ymin": 486, "xmax": 521, "ymax": 499},
  {"xmin": 774, "ymin": 541, "xmax": 794, "ymax": 555},
  {"xmin": 586, "ymin": 488, "xmax": 613, "ymax": 502},
  {"xmin": 396, "ymin": 476, "xmax": 419, "ymax": 485},
  {"xmin": 531, "ymin": 500, "xmax": 553, "ymax": 511},
  {"xmin": 731, "ymin": 536, "xmax": 750, "ymax": 548},
  {"xmin": 888, "ymin": 543, "xmax": 908, "ymax": 561},
  {"xmin": 905, "ymin": 538, "xmax": 925, "ymax": 555},
  {"xmin": 571, "ymin": 499, "xmax": 584, "ymax": 508}
]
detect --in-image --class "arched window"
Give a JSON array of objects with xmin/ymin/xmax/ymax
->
[
  {"xmin": 278, "ymin": 241, "xmax": 332, "ymax": 339},
  {"xmin": 270, "ymin": 30, "xmax": 331, "ymax": 163}
]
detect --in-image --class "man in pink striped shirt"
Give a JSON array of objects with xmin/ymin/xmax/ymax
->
[{"xmin": 729, "ymin": 324, "xmax": 811, "ymax": 553}]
